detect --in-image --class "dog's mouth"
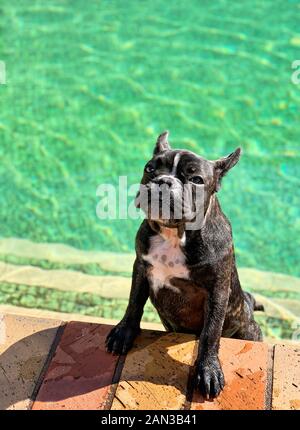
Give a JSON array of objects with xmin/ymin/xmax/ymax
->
[{"xmin": 138, "ymin": 181, "xmax": 197, "ymax": 224}]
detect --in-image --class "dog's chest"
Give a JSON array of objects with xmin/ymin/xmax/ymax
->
[{"xmin": 142, "ymin": 229, "xmax": 189, "ymax": 294}]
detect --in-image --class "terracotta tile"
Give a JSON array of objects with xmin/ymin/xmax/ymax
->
[
  {"xmin": 32, "ymin": 322, "xmax": 120, "ymax": 410},
  {"xmin": 191, "ymin": 338, "xmax": 269, "ymax": 410},
  {"xmin": 111, "ymin": 330, "xmax": 196, "ymax": 410},
  {"xmin": 0, "ymin": 313, "xmax": 61, "ymax": 410},
  {"xmin": 272, "ymin": 344, "xmax": 300, "ymax": 410}
]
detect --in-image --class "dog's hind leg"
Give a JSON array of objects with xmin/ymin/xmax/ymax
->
[
  {"xmin": 231, "ymin": 292, "xmax": 264, "ymax": 342},
  {"xmin": 244, "ymin": 291, "xmax": 265, "ymax": 312},
  {"xmin": 233, "ymin": 319, "xmax": 263, "ymax": 342}
]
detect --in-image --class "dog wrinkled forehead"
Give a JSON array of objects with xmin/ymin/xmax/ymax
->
[
  {"xmin": 176, "ymin": 152, "xmax": 214, "ymax": 177},
  {"xmin": 148, "ymin": 131, "xmax": 215, "ymax": 179},
  {"xmin": 150, "ymin": 150, "xmax": 214, "ymax": 179}
]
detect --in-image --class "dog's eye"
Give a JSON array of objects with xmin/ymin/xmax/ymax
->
[
  {"xmin": 186, "ymin": 166, "xmax": 197, "ymax": 175},
  {"xmin": 190, "ymin": 176, "xmax": 204, "ymax": 185},
  {"xmin": 145, "ymin": 164, "xmax": 155, "ymax": 173}
]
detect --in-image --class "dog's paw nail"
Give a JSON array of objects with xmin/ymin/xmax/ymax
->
[
  {"xmin": 195, "ymin": 358, "xmax": 225, "ymax": 399},
  {"xmin": 105, "ymin": 323, "xmax": 139, "ymax": 356}
]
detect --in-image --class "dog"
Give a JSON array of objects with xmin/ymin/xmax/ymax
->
[{"xmin": 106, "ymin": 131, "xmax": 263, "ymax": 399}]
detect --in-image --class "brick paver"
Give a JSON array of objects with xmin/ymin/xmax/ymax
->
[
  {"xmin": 272, "ymin": 344, "xmax": 300, "ymax": 410},
  {"xmin": 191, "ymin": 338, "xmax": 270, "ymax": 410},
  {"xmin": 0, "ymin": 313, "xmax": 61, "ymax": 410},
  {"xmin": 111, "ymin": 330, "xmax": 196, "ymax": 410},
  {"xmin": 32, "ymin": 322, "xmax": 120, "ymax": 410}
]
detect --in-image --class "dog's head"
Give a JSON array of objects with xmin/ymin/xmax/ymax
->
[{"xmin": 136, "ymin": 131, "xmax": 241, "ymax": 229}]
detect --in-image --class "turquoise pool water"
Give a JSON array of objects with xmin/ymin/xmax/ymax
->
[{"xmin": 0, "ymin": 0, "xmax": 299, "ymax": 280}]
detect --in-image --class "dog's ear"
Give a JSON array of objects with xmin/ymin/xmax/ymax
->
[
  {"xmin": 153, "ymin": 130, "xmax": 171, "ymax": 155},
  {"xmin": 214, "ymin": 147, "xmax": 242, "ymax": 191}
]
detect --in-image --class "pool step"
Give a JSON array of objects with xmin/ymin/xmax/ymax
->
[{"xmin": 0, "ymin": 312, "xmax": 299, "ymax": 410}]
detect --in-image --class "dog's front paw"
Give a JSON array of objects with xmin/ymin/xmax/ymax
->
[
  {"xmin": 105, "ymin": 321, "xmax": 140, "ymax": 355},
  {"xmin": 195, "ymin": 356, "xmax": 225, "ymax": 399}
]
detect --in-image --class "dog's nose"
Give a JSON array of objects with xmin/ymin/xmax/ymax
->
[{"xmin": 153, "ymin": 177, "xmax": 174, "ymax": 187}]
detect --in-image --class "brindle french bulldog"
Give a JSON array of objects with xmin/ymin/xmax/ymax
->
[{"xmin": 106, "ymin": 131, "xmax": 263, "ymax": 399}]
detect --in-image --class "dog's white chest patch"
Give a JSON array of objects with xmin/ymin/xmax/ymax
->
[{"xmin": 142, "ymin": 228, "xmax": 189, "ymax": 294}]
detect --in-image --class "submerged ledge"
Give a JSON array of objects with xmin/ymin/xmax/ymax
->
[{"xmin": 0, "ymin": 238, "xmax": 299, "ymax": 340}]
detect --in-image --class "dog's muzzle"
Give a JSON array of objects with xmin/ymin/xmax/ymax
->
[{"xmin": 139, "ymin": 175, "xmax": 197, "ymax": 223}]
